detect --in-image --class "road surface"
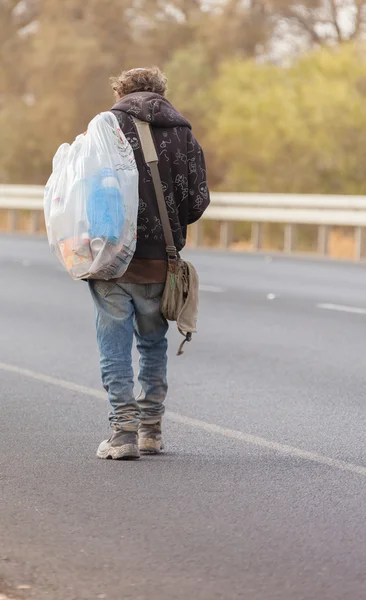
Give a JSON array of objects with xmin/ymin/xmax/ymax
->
[{"xmin": 1, "ymin": 235, "xmax": 366, "ymax": 600}]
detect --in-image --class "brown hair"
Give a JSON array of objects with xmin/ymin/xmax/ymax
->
[{"xmin": 110, "ymin": 67, "xmax": 168, "ymax": 98}]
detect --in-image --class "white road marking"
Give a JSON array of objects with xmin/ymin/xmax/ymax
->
[
  {"xmin": 317, "ymin": 303, "xmax": 366, "ymax": 315},
  {"xmin": 2, "ymin": 361, "xmax": 366, "ymax": 478},
  {"xmin": 16, "ymin": 586, "xmax": 31, "ymax": 591},
  {"xmin": 0, "ymin": 595, "xmax": 12, "ymax": 600},
  {"xmin": 199, "ymin": 285, "xmax": 224, "ymax": 293},
  {"xmin": 0, "ymin": 362, "xmax": 105, "ymax": 399}
]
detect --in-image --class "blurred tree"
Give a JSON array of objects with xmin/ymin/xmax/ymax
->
[
  {"xmin": 205, "ymin": 0, "xmax": 274, "ymax": 60},
  {"xmin": 0, "ymin": 0, "xmax": 37, "ymax": 97},
  {"xmin": 131, "ymin": 0, "xmax": 207, "ymax": 63},
  {"xmin": 210, "ymin": 43, "xmax": 366, "ymax": 193},
  {"xmin": 2, "ymin": 0, "xmax": 366, "ymax": 186},
  {"xmin": 0, "ymin": 0, "xmax": 219, "ymax": 182},
  {"xmin": 0, "ymin": 0, "xmax": 114, "ymax": 182},
  {"xmin": 267, "ymin": 0, "xmax": 366, "ymax": 53},
  {"xmin": 0, "ymin": 1, "xmax": 38, "ymax": 181}
]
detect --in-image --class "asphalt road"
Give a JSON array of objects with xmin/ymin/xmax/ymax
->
[{"xmin": 1, "ymin": 235, "xmax": 366, "ymax": 600}]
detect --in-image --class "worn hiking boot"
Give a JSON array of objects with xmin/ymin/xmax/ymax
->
[
  {"xmin": 138, "ymin": 422, "xmax": 164, "ymax": 454},
  {"xmin": 97, "ymin": 430, "xmax": 140, "ymax": 460}
]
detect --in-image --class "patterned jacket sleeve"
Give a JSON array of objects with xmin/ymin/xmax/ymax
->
[{"xmin": 187, "ymin": 131, "xmax": 210, "ymax": 224}]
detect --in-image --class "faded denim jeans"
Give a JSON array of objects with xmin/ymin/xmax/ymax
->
[{"xmin": 89, "ymin": 280, "xmax": 168, "ymax": 432}]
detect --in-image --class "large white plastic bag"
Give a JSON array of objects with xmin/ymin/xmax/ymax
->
[{"xmin": 44, "ymin": 112, "xmax": 139, "ymax": 280}]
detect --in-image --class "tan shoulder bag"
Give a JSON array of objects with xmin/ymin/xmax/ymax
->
[{"xmin": 133, "ymin": 118, "xmax": 199, "ymax": 356}]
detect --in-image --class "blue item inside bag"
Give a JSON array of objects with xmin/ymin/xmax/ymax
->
[{"xmin": 87, "ymin": 168, "xmax": 124, "ymax": 244}]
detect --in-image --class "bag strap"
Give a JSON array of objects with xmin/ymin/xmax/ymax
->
[{"xmin": 132, "ymin": 117, "xmax": 177, "ymax": 261}]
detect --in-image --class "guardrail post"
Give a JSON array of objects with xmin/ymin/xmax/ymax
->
[
  {"xmin": 284, "ymin": 224, "xmax": 295, "ymax": 254},
  {"xmin": 219, "ymin": 221, "xmax": 233, "ymax": 249},
  {"xmin": 29, "ymin": 210, "xmax": 40, "ymax": 234},
  {"xmin": 317, "ymin": 225, "xmax": 329, "ymax": 256},
  {"xmin": 8, "ymin": 209, "xmax": 17, "ymax": 232},
  {"xmin": 251, "ymin": 223, "xmax": 262, "ymax": 251},
  {"xmin": 190, "ymin": 221, "xmax": 203, "ymax": 248},
  {"xmin": 355, "ymin": 226, "xmax": 366, "ymax": 261}
]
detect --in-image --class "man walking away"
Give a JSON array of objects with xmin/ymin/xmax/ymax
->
[{"xmin": 89, "ymin": 67, "xmax": 210, "ymax": 460}]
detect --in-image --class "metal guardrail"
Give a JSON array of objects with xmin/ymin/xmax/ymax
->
[
  {"xmin": 192, "ymin": 193, "xmax": 366, "ymax": 260},
  {"xmin": 2, "ymin": 184, "xmax": 366, "ymax": 260}
]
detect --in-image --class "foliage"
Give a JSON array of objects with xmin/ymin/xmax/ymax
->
[
  {"xmin": 209, "ymin": 44, "xmax": 366, "ymax": 193},
  {"xmin": 1, "ymin": 0, "xmax": 366, "ymax": 192}
]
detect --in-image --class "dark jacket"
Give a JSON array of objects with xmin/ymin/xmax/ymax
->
[{"xmin": 111, "ymin": 92, "xmax": 210, "ymax": 260}]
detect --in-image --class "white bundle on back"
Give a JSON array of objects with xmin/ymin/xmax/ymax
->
[{"xmin": 44, "ymin": 112, "xmax": 139, "ymax": 280}]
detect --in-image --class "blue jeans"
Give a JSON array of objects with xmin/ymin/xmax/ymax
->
[{"xmin": 89, "ymin": 280, "xmax": 168, "ymax": 431}]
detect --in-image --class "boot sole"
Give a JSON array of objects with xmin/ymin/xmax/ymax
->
[{"xmin": 97, "ymin": 444, "xmax": 140, "ymax": 460}]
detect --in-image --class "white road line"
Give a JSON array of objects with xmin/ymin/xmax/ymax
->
[
  {"xmin": 317, "ymin": 303, "xmax": 366, "ymax": 315},
  {"xmin": 199, "ymin": 285, "xmax": 224, "ymax": 293},
  {"xmin": 0, "ymin": 595, "xmax": 13, "ymax": 600},
  {"xmin": 2, "ymin": 361, "xmax": 366, "ymax": 478},
  {"xmin": 0, "ymin": 362, "xmax": 105, "ymax": 400}
]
